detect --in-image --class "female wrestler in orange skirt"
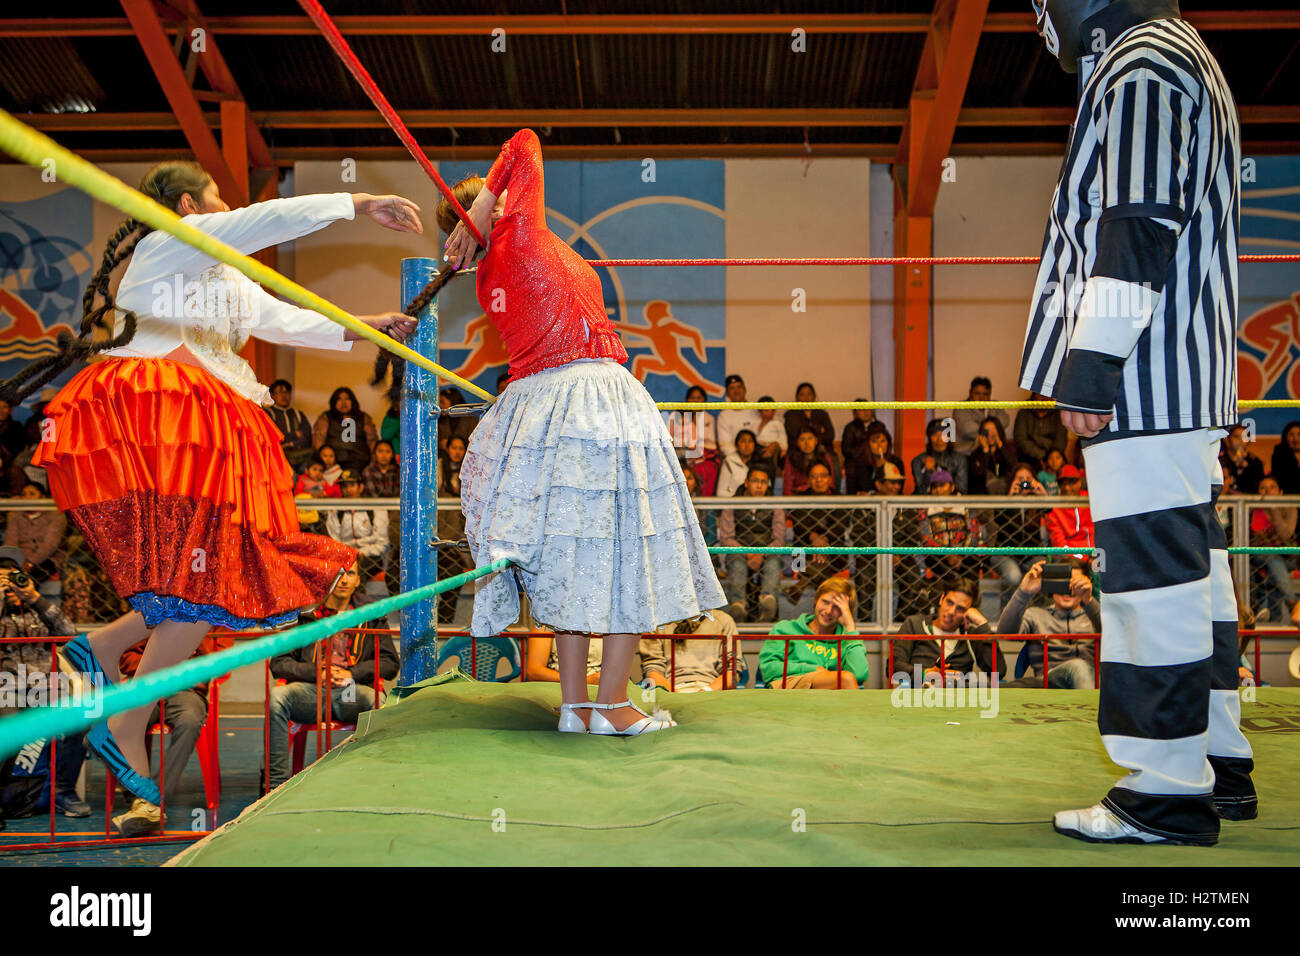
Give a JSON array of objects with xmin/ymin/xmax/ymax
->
[{"xmin": 4, "ymin": 161, "xmax": 421, "ymax": 801}]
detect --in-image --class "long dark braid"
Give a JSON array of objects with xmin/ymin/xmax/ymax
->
[
  {"xmin": 0, "ymin": 160, "xmax": 212, "ymax": 407},
  {"xmin": 371, "ymin": 262, "xmax": 458, "ymax": 406}
]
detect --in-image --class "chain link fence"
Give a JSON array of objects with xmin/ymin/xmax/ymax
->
[{"xmin": 0, "ymin": 495, "xmax": 1292, "ymax": 631}]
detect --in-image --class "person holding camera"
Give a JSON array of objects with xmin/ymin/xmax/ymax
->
[
  {"xmin": 0, "ymin": 545, "xmax": 90, "ymax": 818},
  {"xmin": 969, "ymin": 417, "xmax": 1020, "ymax": 495},
  {"xmin": 998, "ymin": 558, "xmax": 1101, "ymax": 689},
  {"xmin": 950, "ymin": 377, "xmax": 1011, "ymax": 456},
  {"xmin": 1009, "ymin": 462, "xmax": 1048, "ymax": 499}
]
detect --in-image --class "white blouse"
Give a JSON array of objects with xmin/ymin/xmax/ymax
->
[{"xmin": 108, "ymin": 193, "xmax": 357, "ymax": 404}]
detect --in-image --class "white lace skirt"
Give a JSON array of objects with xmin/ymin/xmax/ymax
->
[{"xmin": 459, "ymin": 358, "xmax": 726, "ymax": 636}]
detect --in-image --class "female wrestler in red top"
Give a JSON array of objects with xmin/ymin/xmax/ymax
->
[{"xmin": 425, "ymin": 128, "xmax": 726, "ymax": 735}]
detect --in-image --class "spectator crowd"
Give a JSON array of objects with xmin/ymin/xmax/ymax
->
[
  {"xmin": 0, "ymin": 371, "xmax": 1296, "ymax": 708},
  {"xmin": 1, "ymin": 371, "xmax": 1297, "ymax": 839}
]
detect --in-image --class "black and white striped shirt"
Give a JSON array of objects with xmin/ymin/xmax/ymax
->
[{"xmin": 1019, "ymin": 0, "xmax": 1240, "ymax": 432}]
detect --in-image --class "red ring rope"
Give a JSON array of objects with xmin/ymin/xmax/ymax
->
[
  {"xmin": 587, "ymin": 254, "xmax": 1300, "ymax": 267},
  {"xmin": 297, "ymin": 0, "xmax": 486, "ymax": 249}
]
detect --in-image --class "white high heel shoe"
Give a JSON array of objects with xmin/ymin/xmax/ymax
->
[
  {"xmin": 587, "ymin": 700, "xmax": 676, "ymax": 737},
  {"xmin": 558, "ymin": 701, "xmax": 598, "ymax": 734}
]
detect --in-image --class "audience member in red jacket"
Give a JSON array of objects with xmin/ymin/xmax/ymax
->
[
  {"xmin": 1044, "ymin": 466, "xmax": 1095, "ymax": 554},
  {"xmin": 294, "ymin": 458, "xmax": 342, "ymax": 498}
]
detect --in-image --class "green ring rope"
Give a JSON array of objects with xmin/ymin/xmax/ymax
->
[
  {"xmin": 4, "ymin": 540, "xmax": 1293, "ymax": 758},
  {"xmin": 0, "ymin": 559, "xmax": 510, "ymax": 760},
  {"xmin": 706, "ymin": 546, "xmax": 1299, "ymax": 555}
]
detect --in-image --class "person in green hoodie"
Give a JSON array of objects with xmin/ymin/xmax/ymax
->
[{"xmin": 760, "ymin": 577, "xmax": 867, "ymax": 689}]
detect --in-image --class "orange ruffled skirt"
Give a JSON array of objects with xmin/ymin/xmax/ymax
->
[{"xmin": 32, "ymin": 358, "xmax": 357, "ymax": 630}]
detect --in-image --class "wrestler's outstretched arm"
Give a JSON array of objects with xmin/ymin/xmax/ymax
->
[
  {"xmin": 141, "ymin": 192, "xmax": 422, "ymax": 281},
  {"xmin": 249, "ymin": 286, "xmax": 416, "ymax": 351}
]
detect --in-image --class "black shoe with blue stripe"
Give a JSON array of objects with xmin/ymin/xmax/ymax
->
[
  {"xmin": 56, "ymin": 633, "xmax": 109, "ymax": 695},
  {"xmin": 87, "ymin": 721, "xmax": 161, "ymax": 806}
]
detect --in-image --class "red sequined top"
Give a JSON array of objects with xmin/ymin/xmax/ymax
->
[{"xmin": 477, "ymin": 128, "xmax": 628, "ymax": 383}]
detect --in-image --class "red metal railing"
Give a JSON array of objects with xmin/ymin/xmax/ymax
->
[
  {"xmin": 436, "ymin": 629, "xmax": 746, "ymax": 690},
  {"xmin": 1, "ymin": 624, "xmax": 1287, "ymax": 852},
  {"xmin": 0, "ymin": 634, "xmax": 219, "ymax": 852},
  {"xmin": 261, "ymin": 628, "xmax": 385, "ymax": 789},
  {"xmin": 431, "ymin": 627, "xmax": 1291, "ymax": 690}
]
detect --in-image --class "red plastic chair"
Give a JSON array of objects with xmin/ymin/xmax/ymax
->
[
  {"xmin": 288, "ymin": 711, "xmax": 357, "ymax": 775},
  {"xmin": 265, "ymin": 654, "xmax": 384, "ymax": 781}
]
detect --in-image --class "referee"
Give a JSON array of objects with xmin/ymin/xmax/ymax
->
[{"xmin": 1020, "ymin": 0, "xmax": 1254, "ymax": 845}]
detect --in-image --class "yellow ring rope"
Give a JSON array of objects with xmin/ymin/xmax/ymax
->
[
  {"xmin": 3, "ymin": 112, "xmax": 1291, "ymax": 417},
  {"xmin": 0, "ymin": 109, "xmax": 493, "ymax": 403},
  {"xmin": 656, "ymin": 400, "xmax": 1293, "ymax": 411}
]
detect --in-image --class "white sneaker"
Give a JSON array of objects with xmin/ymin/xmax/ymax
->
[
  {"xmin": 1053, "ymin": 804, "xmax": 1171, "ymax": 845},
  {"xmin": 112, "ymin": 797, "xmax": 161, "ymax": 837}
]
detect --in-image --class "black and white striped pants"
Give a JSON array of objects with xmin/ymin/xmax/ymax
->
[{"xmin": 1082, "ymin": 428, "xmax": 1255, "ymax": 844}]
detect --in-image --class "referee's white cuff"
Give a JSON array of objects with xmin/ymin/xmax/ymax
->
[
  {"xmin": 1055, "ymin": 348, "xmax": 1123, "ymax": 415},
  {"xmin": 1055, "ymin": 400, "xmax": 1114, "ymax": 416}
]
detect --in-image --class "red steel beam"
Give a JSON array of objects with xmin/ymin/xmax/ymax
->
[
  {"xmin": 4, "ymin": 11, "xmax": 1298, "ymax": 35},
  {"xmin": 893, "ymin": 0, "xmax": 989, "ymax": 479},
  {"xmin": 909, "ymin": 0, "xmax": 990, "ymax": 217},
  {"xmin": 169, "ymin": 0, "xmax": 274, "ymax": 170},
  {"xmin": 20, "ymin": 109, "xmax": 909, "ymax": 131},
  {"xmin": 21, "ymin": 104, "xmax": 1300, "ymax": 133},
  {"xmin": 118, "ymin": 0, "xmax": 243, "ymax": 203},
  {"xmin": 0, "ymin": 14, "xmax": 939, "ymax": 36},
  {"xmin": 894, "ymin": 125, "xmax": 935, "ymax": 481},
  {"xmin": 15, "ymin": 139, "xmax": 1300, "ymax": 166},
  {"xmin": 252, "ymin": 107, "xmax": 912, "ymax": 129},
  {"xmin": 985, "ymin": 10, "xmax": 1300, "ymax": 31},
  {"xmin": 219, "ymin": 99, "xmax": 248, "ymax": 200}
]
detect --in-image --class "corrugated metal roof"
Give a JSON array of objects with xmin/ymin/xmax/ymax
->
[{"xmin": 0, "ymin": 37, "xmax": 104, "ymax": 113}]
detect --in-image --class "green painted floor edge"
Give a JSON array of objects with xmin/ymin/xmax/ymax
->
[{"xmin": 168, "ymin": 679, "xmax": 1300, "ymax": 867}]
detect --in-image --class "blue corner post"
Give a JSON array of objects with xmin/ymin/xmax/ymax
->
[{"xmin": 399, "ymin": 257, "xmax": 439, "ymax": 684}]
